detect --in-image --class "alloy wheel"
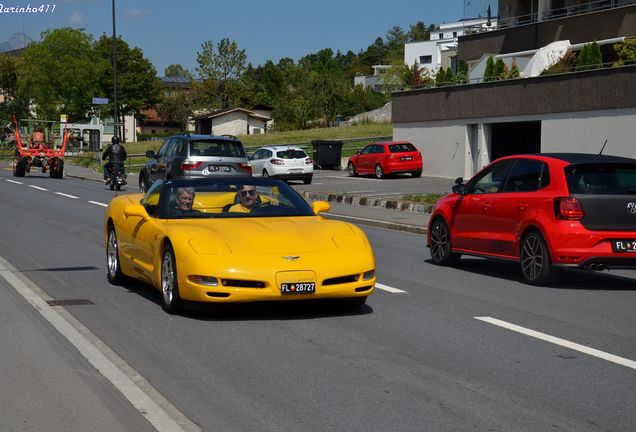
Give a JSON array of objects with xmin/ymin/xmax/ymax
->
[{"xmin": 520, "ymin": 232, "xmax": 553, "ymax": 285}]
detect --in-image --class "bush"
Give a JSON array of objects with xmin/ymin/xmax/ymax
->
[
  {"xmin": 483, "ymin": 57, "xmax": 495, "ymax": 82},
  {"xmin": 613, "ymin": 39, "xmax": 636, "ymax": 67},
  {"xmin": 542, "ymin": 49, "xmax": 577, "ymax": 75},
  {"xmin": 576, "ymin": 42, "xmax": 602, "ymax": 71}
]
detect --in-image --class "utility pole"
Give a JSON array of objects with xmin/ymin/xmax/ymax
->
[{"xmin": 112, "ymin": 0, "xmax": 118, "ymax": 140}]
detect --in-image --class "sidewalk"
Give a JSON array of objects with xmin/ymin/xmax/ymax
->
[{"xmin": 64, "ymin": 164, "xmax": 431, "ymax": 234}]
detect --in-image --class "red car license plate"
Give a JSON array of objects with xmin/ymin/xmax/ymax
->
[
  {"xmin": 401, "ymin": 156, "xmax": 413, "ymax": 161},
  {"xmin": 281, "ymin": 282, "xmax": 315, "ymax": 294},
  {"xmin": 612, "ymin": 240, "xmax": 636, "ymax": 252}
]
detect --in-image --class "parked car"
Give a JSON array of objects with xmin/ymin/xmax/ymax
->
[
  {"xmin": 105, "ymin": 177, "xmax": 375, "ymax": 314},
  {"xmin": 427, "ymin": 153, "xmax": 636, "ymax": 285},
  {"xmin": 139, "ymin": 134, "xmax": 251, "ymax": 192},
  {"xmin": 347, "ymin": 141, "xmax": 422, "ymax": 179},
  {"xmin": 249, "ymin": 145, "xmax": 313, "ymax": 184}
]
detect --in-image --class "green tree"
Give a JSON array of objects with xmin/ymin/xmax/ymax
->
[
  {"xmin": 575, "ymin": 44, "xmax": 590, "ymax": 71},
  {"xmin": 483, "ymin": 56, "xmax": 495, "ymax": 81},
  {"xmin": 196, "ymin": 38, "xmax": 247, "ymax": 108},
  {"xmin": 156, "ymin": 92, "xmax": 192, "ymax": 131},
  {"xmin": 359, "ymin": 37, "xmax": 387, "ymax": 68},
  {"xmin": 385, "ymin": 26, "xmax": 407, "ymax": 63},
  {"xmin": 95, "ymin": 35, "xmax": 162, "ymax": 141},
  {"xmin": 0, "ymin": 54, "xmax": 20, "ymax": 99},
  {"xmin": 164, "ymin": 64, "xmax": 193, "ymax": 79},
  {"xmin": 18, "ymin": 28, "xmax": 106, "ymax": 121},
  {"xmin": 493, "ymin": 58, "xmax": 505, "ymax": 79},
  {"xmin": 408, "ymin": 21, "xmax": 434, "ymax": 42}
]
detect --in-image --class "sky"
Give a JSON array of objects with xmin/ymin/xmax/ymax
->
[{"xmin": 0, "ymin": 0, "xmax": 494, "ymax": 75}]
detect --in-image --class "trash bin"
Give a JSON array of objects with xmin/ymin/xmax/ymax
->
[{"xmin": 311, "ymin": 140, "xmax": 343, "ymax": 170}]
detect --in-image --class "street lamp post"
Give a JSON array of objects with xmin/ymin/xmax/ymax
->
[{"xmin": 112, "ymin": 0, "xmax": 118, "ymax": 140}]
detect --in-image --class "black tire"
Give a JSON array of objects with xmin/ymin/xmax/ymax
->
[
  {"xmin": 115, "ymin": 183, "xmax": 121, "ymax": 191},
  {"xmin": 429, "ymin": 218, "xmax": 461, "ymax": 266},
  {"xmin": 303, "ymin": 176, "xmax": 312, "ymax": 184},
  {"xmin": 411, "ymin": 170, "xmax": 422, "ymax": 178},
  {"xmin": 520, "ymin": 231, "xmax": 554, "ymax": 286},
  {"xmin": 375, "ymin": 164, "xmax": 384, "ymax": 179},
  {"xmin": 51, "ymin": 160, "xmax": 63, "ymax": 179},
  {"xmin": 109, "ymin": 182, "xmax": 115, "ymax": 191},
  {"xmin": 13, "ymin": 159, "xmax": 26, "ymax": 177},
  {"xmin": 106, "ymin": 224, "xmax": 124, "ymax": 284},
  {"xmin": 139, "ymin": 175, "xmax": 149, "ymax": 193},
  {"xmin": 347, "ymin": 162, "xmax": 357, "ymax": 177},
  {"xmin": 161, "ymin": 243, "xmax": 183, "ymax": 314}
]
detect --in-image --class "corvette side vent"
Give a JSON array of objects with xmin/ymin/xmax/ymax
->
[{"xmin": 323, "ymin": 275, "xmax": 359, "ymax": 286}]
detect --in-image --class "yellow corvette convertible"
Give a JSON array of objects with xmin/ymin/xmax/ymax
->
[{"xmin": 105, "ymin": 178, "xmax": 376, "ymax": 314}]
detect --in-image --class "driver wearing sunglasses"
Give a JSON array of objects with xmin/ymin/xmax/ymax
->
[{"xmin": 228, "ymin": 185, "xmax": 262, "ymax": 213}]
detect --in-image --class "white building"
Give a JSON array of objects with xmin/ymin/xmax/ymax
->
[{"xmin": 404, "ymin": 18, "xmax": 494, "ymax": 76}]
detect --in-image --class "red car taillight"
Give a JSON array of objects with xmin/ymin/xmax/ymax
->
[
  {"xmin": 181, "ymin": 161, "xmax": 203, "ymax": 171},
  {"xmin": 270, "ymin": 158, "xmax": 284, "ymax": 165},
  {"xmin": 556, "ymin": 197, "xmax": 584, "ymax": 220},
  {"xmin": 238, "ymin": 163, "xmax": 252, "ymax": 173}
]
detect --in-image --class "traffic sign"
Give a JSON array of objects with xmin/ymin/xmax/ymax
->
[{"xmin": 92, "ymin": 97, "xmax": 109, "ymax": 105}]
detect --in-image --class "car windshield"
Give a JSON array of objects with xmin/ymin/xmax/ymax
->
[
  {"xmin": 275, "ymin": 149, "xmax": 307, "ymax": 159},
  {"xmin": 565, "ymin": 164, "xmax": 636, "ymax": 195},
  {"xmin": 156, "ymin": 179, "xmax": 315, "ymax": 219},
  {"xmin": 389, "ymin": 143, "xmax": 417, "ymax": 153},
  {"xmin": 190, "ymin": 140, "xmax": 245, "ymax": 157}
]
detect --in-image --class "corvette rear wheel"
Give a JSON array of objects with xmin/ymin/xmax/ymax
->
[
  {"xmin": 520, "ymin": 231, "xmax": 554, "ymax": 286},
  {"xmin": 106, "ymin": 224, "xmax": 124, "ymax": 284},
  {"xmin": 161, "ymin": 243, "xmax": 183, "ymax": 314},
  {"xmin": 430, "ymin": 218, "xmax": 461, "ymax": 266}
]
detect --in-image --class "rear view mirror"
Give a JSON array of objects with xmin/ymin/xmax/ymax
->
[
  {"xmin": 452, "ymin": 177, "xmax": 466, "ymax": 195},
  {"xmin": 145, "ymin": 150, "xmax": 155, "ymax": 159},
  {"xmin": 355, "ymin": 150, "xmax": 361, "ymax": 155},
  {"xmin": 454, "ymin": 177, "xmax": 464, "ymax": 185},
  {"xmin": 124, "ymin": 204, "xmax": 148, "ymax": 220}
]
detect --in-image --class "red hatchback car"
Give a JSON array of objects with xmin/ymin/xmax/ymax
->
[
  {"xmin": 347, "ymin": 141, "xmax": 423, "ymax": 179},
  {"xmin": 427, "ymin": 153, "xmax": 636, "ymax": 285}
]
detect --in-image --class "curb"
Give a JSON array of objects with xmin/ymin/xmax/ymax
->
[{"xmin": 299, "ymin": 191, "xmax": 434, "ymax": 214}]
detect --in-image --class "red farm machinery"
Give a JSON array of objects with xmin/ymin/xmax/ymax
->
[{"xmin": 11, "ymin": 116, "xmax": 69, "ymax": 178}]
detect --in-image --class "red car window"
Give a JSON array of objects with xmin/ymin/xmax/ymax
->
[{"xmin": 388, "ymin": 143, "xmax": 417, "ymax": 153}]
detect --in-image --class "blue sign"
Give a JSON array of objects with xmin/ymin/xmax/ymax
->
[{"xmin": 92, "ymin": 97, "xmax": 109, "ymax": 105}]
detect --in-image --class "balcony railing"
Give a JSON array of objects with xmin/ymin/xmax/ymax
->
[{"xmin": 462, "ymin": 0, "xmax": 636, "ymax": 32}]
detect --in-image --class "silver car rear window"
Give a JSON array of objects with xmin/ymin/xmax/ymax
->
[{"xmin": 190, "ymin": 140, "xmax": 245, "ymax": 158}]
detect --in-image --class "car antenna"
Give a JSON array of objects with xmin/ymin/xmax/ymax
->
[{"xmin": 598, "ymin": 139, "xmax": 607, "ymax": 155}]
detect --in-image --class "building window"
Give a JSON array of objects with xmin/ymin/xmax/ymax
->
[
  {"xmin": 453, "ymin": 31, "xmax": 457, "ymax": 38},
  {"xmin": 439, "ymin": 33, "xmax": 444, "ymax": 39},
  {"xmin": 419, "ymin": 55, "xmax": 432, "ymax": 64}
]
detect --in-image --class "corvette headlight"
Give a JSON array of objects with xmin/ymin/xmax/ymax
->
[
  {"xmin": 362, "ymin": 270, "xmax": 375, "ymax": 280},
  {"xmin": 189, "ymin": 276, "xmax": 218, "ymax": 286}
]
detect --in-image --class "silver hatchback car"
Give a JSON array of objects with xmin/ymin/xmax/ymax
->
[{"xmin": 139, "ymin": 134, "xmax": 252, "ymax": 192}]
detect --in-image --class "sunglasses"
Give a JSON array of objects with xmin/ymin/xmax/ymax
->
[{"xmin": 240, "ymin": 189, "xmax": 256, "ymax": 197}]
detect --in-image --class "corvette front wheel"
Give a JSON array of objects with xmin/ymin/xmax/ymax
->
[
  {"xmin": 106, "ymin": 224, "xmax": 124, "ymax": 284},
  {"xmin": 161, "ymin": 243, "xmax": 183, "ymax": 314}
]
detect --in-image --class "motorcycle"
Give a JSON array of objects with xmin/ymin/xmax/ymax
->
[{"xmin": 106, "ymin": 163, "xmax": 127, "ymax": 191}]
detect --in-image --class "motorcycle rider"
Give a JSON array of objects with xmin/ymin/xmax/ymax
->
[{"xmin": 102, "ymin": 135, "xmax": 127, "ymax": 184}]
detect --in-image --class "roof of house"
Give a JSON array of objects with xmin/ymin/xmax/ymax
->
[{"xmin": 193, "ymin": 107, "xmax": 271, "ymax": 121}]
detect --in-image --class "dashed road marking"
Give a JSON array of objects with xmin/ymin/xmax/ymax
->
[
  {"xmin": 28, "ymin": 185, "xmax": 48, "ymax": 191},
  {"xmin": 54, "ymin": 192, "xmax": 79, "ymax": 199},
  {"xmin": 375, "ymin": 283, "xmax": 407, "ymax": 293},
  {"xmin": 6, "ymin": 179, "xmax": 23, "ymax": 184},
  {"xmin": 475, "ymin": 316, "xmax": 636, "ymax": 370},
  {"xmin": 89, "ymin": 201, "xmax": 108, "ymax": 207}
]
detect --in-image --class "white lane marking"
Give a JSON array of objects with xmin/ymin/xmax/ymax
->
[
  {"xmin": 375, "ymin": 283, "xmax": 407, "ymax": 293},
  {"xmin": 55, "ymin": 192, "xmax": 79, "ymax": 199},
  {"xmin": 0, "ymin": 255, "xmax": 199, "ymax": 432},
  {"xmin": 6, "ymin": 179, "xmax": 23, "ymax": 184},
  {"xmin": 475, "ymin": 316, "xmax": 636, "ymax": 370},
  {"xmin": 29, "ymin": 185, "xmax": 49, "ymax": 191},
  {"xmin": 323, "ymin": 212, "xmax": 423, "ymax": 229},
  {"xmin": 89, "ymin": 201, "xmax": 108, "ymax": 207}
]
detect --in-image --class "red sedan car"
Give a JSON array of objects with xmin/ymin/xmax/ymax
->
[
  {"xmin": 347, "ymin": 141, "xmax": 422, "ymax": 179},
  {"xmin": 427, "ymin": 153, "xmax": 636, "ymax": 285}
]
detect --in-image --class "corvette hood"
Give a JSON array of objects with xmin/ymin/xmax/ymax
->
[{"xmin": 169, "ymin": 216, "xmax": 367, "ymax": 255}]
